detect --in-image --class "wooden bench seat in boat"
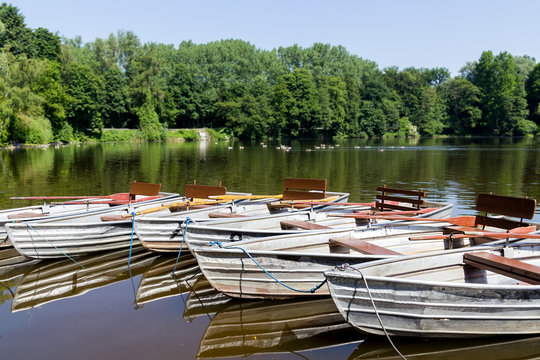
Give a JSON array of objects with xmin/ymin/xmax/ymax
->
[
  {"xmin": 7, "ymin": 211, "xmax": 48, "ymax": 220},
  {"xmin": 169, "ymin": 181, "xmax": 227, "ymax": 213},
  {"xmin": 463, "ymin": 252, "xmax": 540, "ymax": 285},
  {"xmin": 348, "ymin": 185, "xmax": 428, "ymax": 225},
  {"xmin": 445, "ymin": 193, "xmax": 537, "ymax": 244},
  {"xmin": 329, "ymin": 236, "xmax": 402, "ymax": 255},
  {"xmin": 100, "ymin": 181, "xmax": 161, "ymax": 221},
  {"xmin": 280, "ymin": 219, "xmax": 332, "ymax": 230},
  {"xmin": 207, "ymin": 212, "xmax": 248, "ymax": 218},
  {"xmin": 128, "ymin": 181, "xmax": 161, "ymax": 202},
  {"xmin": 184, "ymin": 181, "xmax": 227, "ymax": 200},
  {"xmin": 268, "ymin": 178, "xmax": 328, "ymax": 211},
  {"xmin": 375, "ymin": 185, "xmax": 426, "ymax": 212}
]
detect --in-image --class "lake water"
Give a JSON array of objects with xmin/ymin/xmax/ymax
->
[{"xmin": 1, "ymin": 138, "xmax": 539, "ymax": 359}]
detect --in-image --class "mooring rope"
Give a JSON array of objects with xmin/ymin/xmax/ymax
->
[
  {"xmin": 208, "ymin": 241, "xmax": 327, "ymax": 294},
  {"xmin": 342, "ymin": 264, "xmax": 407, "ymax": 360},
  {"xmin": 22, "ymin": 222, "xmax": 84, "ymax": 269},
  {"xmin": 172, "ymin": 217, "xmax": 191, "ymax": 274},
  {"xmin": 127, "ymin": 211, "xmax": 140, "ymax": 268}
]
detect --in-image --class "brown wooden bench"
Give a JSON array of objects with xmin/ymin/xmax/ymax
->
[
  {"xmin": 280, "ymin": 219, "xmax": 332, "ymax": 230},
  {"xmin": 268, "ymin": 178, "xmax": 328, "ymax": 211},
  {"xmin": 184, "ymin": 180, "xmax": 227, "ymax": 199},
  {"xmin": 128, "ymin": 181, "xmax": 161, "ymax": 202},
  {"xmin": 445, "ymin": 193, "xmax": 537, "ymax": 244},
  {"xmin": 464, "ymin": 252, "xmax": 540, "ymax": 285},
  {"xmin": 375, "ymin": 185, "xmax": 426, "ymax": 212},
  {"xmin": 101, "ymin": 181, "xmax": 161, "ymax": 220},
  {"xmin": 329, "ymin": 236, "xmax": 402, "ymax": 255},
  {"xmin": 282, "ymin": 178, "xmax": 327, "ymax": 201}
]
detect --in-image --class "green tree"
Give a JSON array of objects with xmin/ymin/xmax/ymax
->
[
  {"xmin": 63, "ymin": 62, "xmax": 103, "ymax": 132},
  {"xmin": 272, "ymin": 68, "xmax": 321, "ymax": 137},
  {"xmin": 526, "ymin": 63, "xmax": 540, "ymax": 124},
  {"xmin": 137, "ymin": 91, "xmax": 163, "ymax": 140},
  {"xmin": 472, "ymin": 51, "xmax": 529, "ymax": 135},
  {"xmin": 444, "ymin": 78, "xmax": 482, "ymax": 134}
]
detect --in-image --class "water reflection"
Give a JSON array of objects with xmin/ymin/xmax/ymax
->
[
  {"xmin": 198, "ymin": 298, "xmax": 361, "ymax": 359},
  {"xmin": 183, "ymin": 276, "xmax": 235, "ymax": 322},
  {"xmin": 349, "ymin": 336, "xmax": 540, "ymax": 360},
  {"xmin": 2, "ymin": 138, "xmax": 539, "ymax": 221},
  {"xmin": 10, "ymin": 246, "xmax": 158, "ymax": 312},
  {"xmin": 135, "ymin": 253, "xmax": 200, "ymax": 305},
  {"xmin": 0, "ymin": 138, "xmax": 540, "ymax": 359}
]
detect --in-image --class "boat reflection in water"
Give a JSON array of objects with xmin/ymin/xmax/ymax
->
[
  {"xmin": 135, "ymin": 253, "xmax": 200, "ymax": 305},
  {"xmin": 349, "ymin": 335, "xmax": 540, "ymax": 360},
  {"xmin": 0, "ymin": 247, "xmax": 40, "ymax": 277},
  {"xmin": 183, "ymin": 276, "xmax": 236, "ymax": 322},
  {"xmin": 11, "ymin": 246, "xmax": 158, "ymax": 312},
  {"xmin": 197, "ymin": 297, "xmax": 361, "ymax": 358}
]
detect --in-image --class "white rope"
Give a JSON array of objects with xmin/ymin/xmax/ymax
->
[{"xmin": 350, "ymin": 267, "xmax": 407, "ymax": 360}]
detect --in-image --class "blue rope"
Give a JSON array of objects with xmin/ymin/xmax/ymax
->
[
  {"xmin": 22, "ymin": 222, "xmax": 84, "ymax": 269},
  {"xmin": 127, "ymin": 211, "xmax": 138, "ymax": 268},
  {"xmin": 209, "ymin": 241, "xmax": 327, "ymax": 293},
  {"xmin": 0, "ymin": 236, "xmax": 8, "ymax": 246},
  {"xmin": 172, "ymin": 217, "xmax": 191, "ymax": 274}
]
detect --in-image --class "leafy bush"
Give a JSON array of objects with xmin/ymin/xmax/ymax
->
[
  {"xmin": 397, "ymin": 117, "xmax": 419, "ymax": 137},
  {"xmin": 10, "ymin": 114, "xmax": 53, "ymax": 144},
  {"xmin": 137, "ymin": 95, "xmax": 163, "ymax": 141},
  {"xmin": 207, "ymin": 128, "xmax": 230, "ymax": 141},
  {"xmin": 514, "ymin": 119, "xmax": 537, "ymax": 136},
  {"xmin": 54, "ymin": 121, "xmax": 75, "ymax": 142},
  {"xmin": 168, "ymin": 129, "xmax": 199, "ymax": 141}
]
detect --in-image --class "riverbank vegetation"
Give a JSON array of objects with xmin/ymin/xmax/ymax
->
[{"xmin": 0, "ymin": 3, "xmax": 539, "ymax": 144}]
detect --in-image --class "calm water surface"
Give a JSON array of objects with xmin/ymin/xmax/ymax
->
[{"xmin": 1, "ymin": 138, "xmax": 539, "ymax": 359}]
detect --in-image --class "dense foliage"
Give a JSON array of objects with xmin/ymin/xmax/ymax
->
[{"xmin": 0, "ymin": 3, "xmax": 538, "ymax": 143}]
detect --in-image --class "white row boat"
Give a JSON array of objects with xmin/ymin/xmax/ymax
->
[
  {"xmin": 325, "ymin": 239, "xmax": 540, "ymax": 338},
  {"xmin": 192, "ymin": 217, "xmax": 463, "ymax": 299},
  {"xmin": 183, "ymin": 200, "xmax": 452, "ymax": 252},
  {"xmin": 5, "ymin": 192, "xmax": 180, "ymax": 259},
  {"xmin": 135, "ymin": 190, "xmax": 351, "ymax": 253}
]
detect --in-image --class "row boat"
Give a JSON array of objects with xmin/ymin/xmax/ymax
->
[
  {"xmin": 5, "ymin": 192, "xmax": 180, "ymax": 259},
  {"xmin": 142, "ymin": 186, "xmax": 445, "ymax": 254},
  {"xmin": 0, "ymin": 181, "xmax": 175, "ymax": 242},
  {"xmin": 183, "ymin": 200, "xmax": 452, "ymax": 253},
  {"xmin": 192, "ymin": 220, "xmax": 461, "ymax": 299},
  {"xmin": 325, "ymin": 239, "xmax": 540, "ymax": 338},
  {"xmin": 135, "ymin": 192, "xmax": 351, "ymax": 253}
]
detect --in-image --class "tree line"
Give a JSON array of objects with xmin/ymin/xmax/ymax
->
[{"xmin": 0, "ymin": 3, "xmax": 539, "ymax": 144}]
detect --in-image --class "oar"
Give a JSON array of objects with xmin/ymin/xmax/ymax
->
[
  {"xmin": 120, "ymin": 199, "xmax": 229, "ymax": 217},
  {"xmin": 209, "ymin": 194, "xmax": 283, "ymax": 200},
  {"xmin": 288, "ymin": 201, "xmax": 376, "ymax": 207},
  {"xmin": 328, "ymin": 214, "xmax": 478, "ymax": 227},
  {"xmin": 279, "ymin": 196, "xmax": 341, "ymax": 205},
  {"xmin": 10, "ymin": 194, "xmax": 126, "ymax": 200},
  {"xmin": 410, "ymin": 231, "xmax": 540, "ymax": 241}
]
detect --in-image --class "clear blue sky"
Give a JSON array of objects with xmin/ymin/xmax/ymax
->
[{"xmin": 6, "ymin": 0, "xmax": 540, "ymax": 75}]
